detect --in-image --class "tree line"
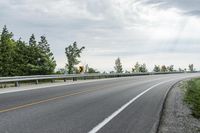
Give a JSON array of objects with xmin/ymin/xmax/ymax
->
[
  {"xmin": 0, "ymin": 26, "xmax": 56, "ymax": 76},
  {"xmin": 114, "ymin": 57, "xmax": 195, "ymax": 74},
  {"xmin": 0, "ymin": 26, "xmax": 197, "ymax": 76}
]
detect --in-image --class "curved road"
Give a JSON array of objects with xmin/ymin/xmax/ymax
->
[{"xmin": 0, "ymin": 73, "xmax": 199, "ymax": 133}]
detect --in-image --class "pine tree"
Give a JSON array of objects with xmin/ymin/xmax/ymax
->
[
  {"xmin": 38, "ymin": 35, "xmax": 56, "ymax": 74},
  {"xmin": 14, "ymin": 38, "xmax": 29, "ymax": 75},
  {"xmin": 29, "ymin": 34, "xmax": 37, "ymax": 47},
  {"xmin": 114, "ymin": 57, "xmax": 123, "ymax": 73},
  {"xmin": 0, "ymin": 25, "xmax": 15, "ymax": 76},
  {"xmin": 27, "ymin": 34, "xmax": 41, "ymax": 75}
]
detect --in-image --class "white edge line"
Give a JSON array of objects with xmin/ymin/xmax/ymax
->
[{"xmin": 88, "ymin": 80, "xmax": 173, "ymax": 133}]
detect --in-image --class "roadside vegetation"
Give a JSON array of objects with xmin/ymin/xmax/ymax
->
[
  {"xmin": 0, "ymin": 25, "xmax": 197, "ymax": 77},
  {"xmin": 184, "ymin": 78, "xmax": 200, "ymax": 118}
]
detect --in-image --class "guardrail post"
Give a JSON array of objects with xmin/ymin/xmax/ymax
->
[
  {"xmin": 36, "ymin": 80, "xmax": 39, "ymax": 84},
  {"xmin": 83, "ymin": 76, "xmax": 86, "ymax": 80},
  {"xmin": 73, "ymin": 77, "xmax": 77, "ymax": 81},
  {"xmin": 15, "ymin": 81, "xmax": 19, "ymax": 87}
]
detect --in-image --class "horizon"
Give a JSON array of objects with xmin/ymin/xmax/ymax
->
[{"xmin": 0, "ymin": 0, "xmax": 200, "ymax": 72}]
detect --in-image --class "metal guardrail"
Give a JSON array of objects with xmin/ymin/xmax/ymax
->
[{"xmin": 0, "ymin": 72, "xmax": 185, "ymax": 87}]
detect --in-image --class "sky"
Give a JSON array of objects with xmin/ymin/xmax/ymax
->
[{"xmin": 0, "ymin": 0, "xmax": 200, "ymax": 72}]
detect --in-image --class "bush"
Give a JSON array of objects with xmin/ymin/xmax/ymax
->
[{"xmin": 184, "ymin": 79, "xmax": 200, "ymax": 118}]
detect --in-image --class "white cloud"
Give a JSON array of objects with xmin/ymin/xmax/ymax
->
[{"xmin": 0, "ymin": 0, "xmax": 200, "ymax": 71}]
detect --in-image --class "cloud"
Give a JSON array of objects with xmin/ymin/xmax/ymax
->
[
  {"xmin": 0, "ymin": 0, "xmax": 200, "ymax": 71},
  {"xmin": 142, "ymin": 0, "xmax": 200, "ymax": 17}
]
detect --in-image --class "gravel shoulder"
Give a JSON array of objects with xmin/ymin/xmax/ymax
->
[{"xmin": 158, "ymin": 81, "xmax": 200, "ymax": 133}]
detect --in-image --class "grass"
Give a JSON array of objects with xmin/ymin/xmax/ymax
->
[{"xmin": 184, "ymin": 78, "xmax": 200, "ymax": 118}]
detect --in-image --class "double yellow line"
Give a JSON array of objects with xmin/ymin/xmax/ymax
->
[{"xmin": 0, "ymin": 88, "xmax": 100, "ymax": 113}]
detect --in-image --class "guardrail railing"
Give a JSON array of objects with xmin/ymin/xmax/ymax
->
[{"xmin": 0, "ymin": 72, "xmax": 186, "ymax": 87}]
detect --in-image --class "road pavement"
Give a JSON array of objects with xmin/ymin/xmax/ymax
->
[{"xmin": 0, "ymin": 73, "xmax": 199, "ymax": 133}]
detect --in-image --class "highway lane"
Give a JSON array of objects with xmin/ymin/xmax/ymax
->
[{"xmin": 0, "ymin": 73, "xmax": 199, "ymax": 133}]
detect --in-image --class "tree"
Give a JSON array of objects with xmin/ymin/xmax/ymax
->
[
  {"xmin": 88, "ymin": 67, "xmax": 99, "ymax": 73},
  {"xmin": 0, "ymin": 26, "xmax": 57, "ymax": 76},
  {"xmin": 153, "ymin": 65, "xmax": 160, "ymax": 72},
  {"xmin": 132, "ymin": 62, "xmax": 140, "ymax": 72},
  {"xmin": 167, "ymin": 65, "xmax": 174, "ymax": 72},
  {"xmin": 161, "ymin": 65, "xmax": 167, "ymax": 72},
  {"xmin": 189, "ymin": 64, "xmax": 194, "ymax": 72},
  {"xmin": 14, "ymin": 38, "xmax": 29, "ymax": 75},
  {"xmin": 29, "ymin": 34, "xmax": 37, "ymax": 47},
  {"xmin": 178, "ymin": 68, "xmax": 184, "ymax": 72},
  {"xmin": 38, "ymin": 35, "xmax": 56, "ymax": 74},
  {"xmin": 65, "ymin": 42, "xmax": 85, "ymax": 74},
  {"xmin": 139, "ymin": 63, "xmax": 148, "ymax": 72},
  {"xmin": 27, "ymin": 34, "xmax": 41, "ymax": 75},
  {"xmin": 114, "ymin": 57, "xmax": 123, "ymax": 73},
  {"xmin": 132, "ymin": 62, "xmax": 148, "ymax": 72},
  {"xmin": 0, "ymin": 25, "xmax": 15, "ymax": 76}
]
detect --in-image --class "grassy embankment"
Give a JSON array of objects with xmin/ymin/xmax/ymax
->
[{"xmin": 184, "ymin": 78, "xmax": 200, "ymax": 118}]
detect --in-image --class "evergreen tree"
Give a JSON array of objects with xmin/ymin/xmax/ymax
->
[
  {"xmin": 29, "ymin": 34, "xmax": 37, "ymax": 47},
  {"xmin": 38, "ymin": 35, "xmax": 56, "ymax": 74},
  {"xmin": 133, "ymin": 62, "xmax": 140, "ymax": 72},
  {"xmin": 114, "ymin": 57, "xmax": 123, "ymax": 73},
  {"xmin": 65, "ymin": 42, "xmax": 85, "ymax": 74},
  {"xmin": 0, "ymin": 25, "xmax": 15, "ymax": 76},
  {"xmin": 0, "ymin": 26, "xmax": 57, "ymax": 76},
  {"xmin": 27, "ymin": 34, "xmax": 41, "ymax": 75},
  {"xmin": 14, "ymin": 38, "xmax": 29, "ymax": 75}
]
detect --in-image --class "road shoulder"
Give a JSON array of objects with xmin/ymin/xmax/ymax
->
[{"xmin": 158, "ymin": 81, "xmax": 200, "ymax": 133}]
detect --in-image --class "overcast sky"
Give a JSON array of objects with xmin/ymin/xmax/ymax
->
[{"xmin": 0, "ymin": 0, "xmax": 200, "ymax": 72}]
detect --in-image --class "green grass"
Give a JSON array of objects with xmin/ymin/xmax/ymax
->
[{"xmin": 184, "ymin": 78, "xmax": 200, "ymax": 118}]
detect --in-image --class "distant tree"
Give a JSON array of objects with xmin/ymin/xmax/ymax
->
[
  {"xmin": 132, "ymin": 62, "xmax": 148, "ymax": 72},
  {"xmin": 161, "ymin": 65, "xmax": 167, "ymax": 72},
  {"xmin": 102, "ymin": 71, "xmax": 107, "ymax": 74},
  {"xmin": 114, "ymin": 57, "xmax": 123, "ymax": 73},
  {"xmin": 189, "ymin": 64, "xmax": 194, "ymax": 72},
  {"xmin": 56, "ymin": 68, "xmax": 66, "ymax": 74},
  {"xmin": 29, "ymin": 34, "xmax": 37, "ymax": 47},
  {"xmin": 167, "ymin": 65, "xmax": 174, "ymax": 72},
  {"xmin": 178, "ymin": 68, "xmax": 183, "ymax": 72},
  {"xmin": 65, "ymin": 42, "xmax": 85, "ymax": 74},
  {"xmin": 88, "ymin": 67, "xmax": 99, "ymax": 73},
  {"xmin": 110, "ymin": 71, "xmax": 115, "ymax": 74},
  {"xmin": 153, "ymin": 65, "xmax": 160, "ymax": 72},
  {"xmin": 133, "ymin": 62, "xmax": 140, "ymax": 72},
  {"xmin": 125, "ymin": 70, "xmax": 131, "ymax": 74},
  {"xmin": 139, "ymin": 63, "xmax": 148, "ymax": 72}
]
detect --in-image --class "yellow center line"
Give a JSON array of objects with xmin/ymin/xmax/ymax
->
[{"xmin": 0, "ymin": 88, "xmax": 100, "ymax": 113}]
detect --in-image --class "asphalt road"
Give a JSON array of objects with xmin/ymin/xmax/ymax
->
[{"xmin": 0, "ymin": 73, "xmax": 199, "ymax": 133}]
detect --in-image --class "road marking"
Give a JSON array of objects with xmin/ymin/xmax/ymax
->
[
  {"xmin": 0, "ymin": 88, "xmax": 100, "ymax": 113},
  {"xmin": 88, "ymin": 80, "xmax": 172, "ymax": 133}
]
